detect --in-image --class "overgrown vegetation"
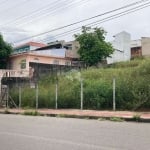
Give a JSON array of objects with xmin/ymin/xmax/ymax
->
[
  {"xmin": 10, "ymin": 58, "xmax": 150, "ymax": 110},
  {"xmin": 110, "ymin": 117, "xmax": 124, "ymax": 122},
  {"xmin": 0, "ymin": 34, "xmax": 12, "ymax": 69},
  {"xmin": 132, "ymin": 114, "xmax": 141, "ymax": 122},
  {"xmin": 23, "ymin": 110, "xmax": 41, "ymax": 116}
]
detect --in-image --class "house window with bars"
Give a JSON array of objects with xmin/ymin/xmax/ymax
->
[{"xmin": 20, "ymin": 59, "xmax": 26, "ymax": 69}]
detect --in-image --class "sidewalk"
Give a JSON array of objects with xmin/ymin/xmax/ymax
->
[{"xmin": 0, "ymin": 108, "xmax": 150, "ymax": 122}]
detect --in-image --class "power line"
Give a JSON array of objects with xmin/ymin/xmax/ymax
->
[
  {"xmin": 13, "ymin": 0, "xmax": 150, "ymax": 44},
  {"xmin": 14, "ymin": 0, "xmax": 148, "ymax": 28},
  {"xmin": 15, "ymin": 0, "xmax": 89, "ymax": 27},
  {"xmin": 2, "ymin": 0, "xmax": 81, "ymax": 27},
  {"xmin": 40, "ymin": 2, "xmax": 150, "ymax": 43}
]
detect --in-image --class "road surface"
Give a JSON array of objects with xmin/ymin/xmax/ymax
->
[{"xmin": 0, "ymin": 114, "xmax": 150, "ymax": 150}]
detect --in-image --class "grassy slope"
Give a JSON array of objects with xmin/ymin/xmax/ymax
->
[{"xmin": 11, "ymin": 58, "xmax": 150, "ymax": 110}]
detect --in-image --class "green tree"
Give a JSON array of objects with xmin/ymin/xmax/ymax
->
[
  {"xmin": 75, "ymin": 26, "xmax": 114, "ymax": 66},
  {"xmin": 0, "ymin": 34, "xmax": 12, "ymax": 69}
]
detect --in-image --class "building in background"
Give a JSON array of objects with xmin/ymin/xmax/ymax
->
[
  {"xmin": 131, "ymin": 37, "xmax": 150, "ymax": 58},
  {"xmin": 7, "ymin": 40, "xmax": 81, "ymax": 79},
  {"xmin": 107, "ymin": 31, "xmax": 131, "ymax": 64},
  {"xmin": 13, "ymin": 42, "xmax": 47, "ymax": 54}
]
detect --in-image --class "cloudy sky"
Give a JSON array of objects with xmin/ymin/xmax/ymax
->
[{"xmin": 0, "ymin": 0, "xmax": 150, "ymax": 46}]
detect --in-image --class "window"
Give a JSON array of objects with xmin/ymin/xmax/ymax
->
[
  {"xmin": 65, "ymin": 44, "xmax": 72, "ymax": 50},
  {"xmin": 20, "ymin": 59, "xmax": 26, "ymax": 69}
]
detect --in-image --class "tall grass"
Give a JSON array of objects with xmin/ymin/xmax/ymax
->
[{"xmin": 10, "ymin": 58, "xmax": 150, "ymax": 110}]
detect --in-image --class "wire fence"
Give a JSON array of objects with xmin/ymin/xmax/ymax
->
[{"xmin": 1, "ymin": 76, "xmax": 117, "ymax": 111}]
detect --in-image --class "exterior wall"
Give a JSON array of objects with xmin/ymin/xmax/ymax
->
[
  {"xmin": 107, "ymin": 50, "xmax": 124, "ymax": 64},
  {"xmin": 107, "ymin": 31, "xmax": 131, "ymax": 64},
  {"xmin": 9, "ymin": 55, "xmax": 28, "ymax": 70},
  {"xmin": 131, "ymin": 47, "xmax": 142, "ymax": 58},
  {"xmin": 9, "ymin": 53, "xmax": 71, "ymax": 71},
  {"xmin": 131, "ymin": 39, "xmax": 141, "ymax": 47},
  {"xmin": 28, "ymin": 53, "xmax": 70, "ymax": 66},
  {"xmin": 33, "ymin": 48, "xmax": 66, "ymax": 57},
  {"xmin": 141, "ymin": 37, "xmax": 150, "ymax": 56},
  {"xmin": 131, "ymin": 39, "xmax": 142, "ymax": 58},
  {"xmin": 65, "ymin": 41, "xmax": 80, "ymax": 58}
]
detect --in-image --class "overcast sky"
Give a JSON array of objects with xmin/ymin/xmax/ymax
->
[{"xmin": 0, "ymin": 0, "xmax": 150, "ymax": 46}]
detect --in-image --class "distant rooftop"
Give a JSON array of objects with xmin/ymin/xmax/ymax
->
[{"xmin": 14, "ymin": 41, "xmax": 47, "ymax": 49}]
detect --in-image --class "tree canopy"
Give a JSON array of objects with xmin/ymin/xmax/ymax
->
[
  {"xmin": 75, "ymin": 26, "xmax": 114, "ymax": 66},
  {"xmin": 0, "ymin": 34, "xmax": 12, "ymax": 69}
]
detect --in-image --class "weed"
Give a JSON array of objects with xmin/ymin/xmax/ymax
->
[
  {"xmin": 132, "ymin": 114, "xmax": 141, "ymax": 122},
  {"xmin": 110, "ymin": 117, "xmax": 124, "ymax": 122},
  {"xmin": 56, "ymin": 114, "xmax": 66, "ymax": 118},
  {"xmin": 98, "ymin": 118, "xmax": 106, "ymax": 121},
  {"xmin": 4, "ymin": 109, "xmax": 10, "ymax": 114},
  {"xmin": 23, "ymin": 110, "xmax": 40, "ymax": 116}
]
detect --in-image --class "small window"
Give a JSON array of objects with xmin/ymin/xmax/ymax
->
[{"xmin": 20, "ymin": 59, "xmax": 26, "ymax": 69}]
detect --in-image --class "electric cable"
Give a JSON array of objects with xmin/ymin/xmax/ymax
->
[{"xmin": 13, "ymin": 0, "xmax": 150, "ymax": 44}]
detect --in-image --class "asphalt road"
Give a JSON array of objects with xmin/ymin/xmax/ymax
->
[{"xmin": 0, "ymin": 114, "xmax": 150, "ymax": 150}]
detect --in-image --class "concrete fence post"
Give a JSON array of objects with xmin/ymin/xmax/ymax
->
[
  {"xmin": 6, "ymin": 85, "xmax": 9, "ymax": 109},
  {"xmin": 0, "ymin": 78, "xmax": 1, "ymax": 101},
  {"xmin": 19, "ymin": 85, "xmax": 21, "ymax": 109},
  {"xmin": 36, "ymin": 83, "xmax": 38, "ymax": 110},
  {"xmin": 55, "ymin": 82, "xmax": 58, "ymax": 109},
  {"xmin": 80, "ymin": 78, "xmax": 83, "ymax": 110},
  {"xmin": 113, "ymin": 77, "xmax": 116, "ymax": 111}
]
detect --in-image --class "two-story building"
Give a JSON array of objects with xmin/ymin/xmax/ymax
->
[
  {"xmin": 131, "ymin": 37, "xmax": 150, "ymax": 58},
  {"xmin": 7, "ymin": 41, "xmax": 81, "ymax": 79},
  {"xmin": 107, "ymin": 31, "xmax": 131, "ymax": 64}
]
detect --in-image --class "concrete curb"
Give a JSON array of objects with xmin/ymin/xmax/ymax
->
[{"xmin": 0, "ymin": 109, "xmax": 150, "ymax": 123}]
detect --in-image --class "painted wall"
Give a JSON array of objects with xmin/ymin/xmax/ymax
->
[
  {"xmin": 141, "ymin": 37, "xmax": 150, "ymax": 56},
  {"xmin": 65, "ymin": 41, "xmax": 80, "ymax": 58},
  {"xmin": 9, "ymin": 53, "xmax": 71, "ymax": 71},
  {"xmin": 34, "ymin": 48, "xmax": 66, "ymax": 57},
  {"xmin": 107, "ymin": 31, "xmax": 131, "ymax": 64},
  {"xmin": 9, "ymin": 55, "xmax": 28, "ymax": 70}
]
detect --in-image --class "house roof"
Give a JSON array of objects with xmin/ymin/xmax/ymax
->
[{"xmin": 14, "ymin": 42, "xmax": 47, "ymax": 49}]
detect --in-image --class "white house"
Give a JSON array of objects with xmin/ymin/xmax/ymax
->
[{"xmin": 107, "ymin": 31, "xmax": 131, "ymax": 64}]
